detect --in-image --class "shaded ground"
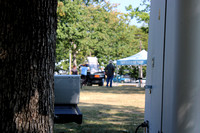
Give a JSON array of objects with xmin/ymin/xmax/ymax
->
[{"xmin": 54, "ymin": 86, "xmax": 145, "ymax": 133}]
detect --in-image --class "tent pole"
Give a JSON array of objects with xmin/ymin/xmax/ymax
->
[
  {"xmin": 138, "ymin": 65, "xmax": 143, "ymax": 88},
  {"xmin": 140, "ymin": 65, "xmax": 143, "ymax": 78},
  {"xmin": 116, "ymin": 65, "xmax": 118, "ymax": 86}
]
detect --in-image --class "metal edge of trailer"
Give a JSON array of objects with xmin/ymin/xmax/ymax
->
[{"xmin": 54, "ymin": 104, "xmax": 82, "ymax": 124}]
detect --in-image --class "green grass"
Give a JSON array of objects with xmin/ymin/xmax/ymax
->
[{"xmin": 54, "ymin": 86, "xmax": 145, "ymax": 133}]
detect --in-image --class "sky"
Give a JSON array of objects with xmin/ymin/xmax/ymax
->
[{"xmin": 108, "ymin": 0, "xmax": 143, "ymax": 27}]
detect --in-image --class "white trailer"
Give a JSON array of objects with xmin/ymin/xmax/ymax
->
[
  {"xmin": 144, "ymin": 0, "xmax": 200, "ymax": 133},
  {"xmin": 54, "ymin": 75, "xmax": 82, "ymax": 124}
]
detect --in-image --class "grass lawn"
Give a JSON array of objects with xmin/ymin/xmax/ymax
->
[{"xmin": 54, "ymin": 86, "xmax": 145, "ymax": 133}]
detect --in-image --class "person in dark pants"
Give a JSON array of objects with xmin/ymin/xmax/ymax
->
[
  {"xmin": 105, "ymin": 60, "xmax": 115, "ymax": 87},
  {"xmin": 80, "ymin": 64, "xmax": 88, "ymax": 88},
  {"xmin": 71, "ymin": 65, "xmax": 78, "ymax": 75}
]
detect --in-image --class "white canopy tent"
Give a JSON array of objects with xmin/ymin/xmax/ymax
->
[
  {"xmin": 116, "ymin": 50, "xmax": 147, "ymax": 66},
  {"xmin": 116, "ymin": 50, "xmax": 148, "ymax": 79}
]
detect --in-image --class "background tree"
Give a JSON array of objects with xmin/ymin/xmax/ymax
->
[
  {"xmin": 126, "ymin": 0, "xmax": 150, "ymax": 35},
  {"xmin": 82, "ymin": 0, "xmax": 104, "ymax": 6},
  {"xmin": 56, "ymin": 0, "xmax": 147, "ymax": 73},
  {"xmin": 57, "ymin": 0, "xmax": 88, "ymax": 68},
  {"xmin": 126, "ymin": 0, "xmax": 150, "ymax": 25},
  {"xmin": 0, "ymin": 0, "xmax": 57, "ymax": 132}
]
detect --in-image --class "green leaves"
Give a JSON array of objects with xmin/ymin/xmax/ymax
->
[
  {"xmin": 126, "ymin": 0, "xmax": 150, "ymax": 25},
  {"xmin": 56, "ymin": 0, "xmax": 149, "ymax": 72}
]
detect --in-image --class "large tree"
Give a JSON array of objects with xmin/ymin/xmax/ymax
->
[
  {"xmin": 57, "ymin": 0, "xmax": 88, "ymax": 68},
  {"xmin": 126, "ymin": 0, "xmax": 150, "ymax": 24},
  {"xmin": 126, "ymin": 0, "xmax": 150, "ymax": 33},
  {"xmin": 56, "ymin": 0, "xmax": 143, "ymax": 71},
  {"xmin": 0, "ymin": 0, "xmax": 57, "ymax": 132}
]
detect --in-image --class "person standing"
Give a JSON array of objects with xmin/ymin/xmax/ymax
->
[
  {"xmin": 80, "ymin": 64, "xmax": 88, "ymax": 87},
  {"xmin": 105, "ymin": 60, "xmax": 115, "ymax": 87},
  {"xmin": 71, "ymin": 65, "xmax": 78, "ymax": 75}
]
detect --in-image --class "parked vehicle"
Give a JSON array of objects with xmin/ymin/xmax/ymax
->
[
  {"xmin": 113, "ymin": 75, "xmax": 131, "ymax": 83},
  {"xmin": 80, "ymin": 57, "xmax": 105, "ymax": 86},
  {"xmin": 136, "ymin": 78, "xmax": 146, "ymax": 84}
]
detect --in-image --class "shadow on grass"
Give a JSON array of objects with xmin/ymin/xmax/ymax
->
[
  {"xmin": 54, "ymin": 103, "xmax": 144, "ymax": 133},
  {"xmin": 81, "ymin": 86, "xmax": 145, "ymax": 95}
]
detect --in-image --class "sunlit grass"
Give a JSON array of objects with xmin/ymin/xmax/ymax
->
[{"xmin": 54, "ymin": 86, "xmax": 145, "ymax": 133}]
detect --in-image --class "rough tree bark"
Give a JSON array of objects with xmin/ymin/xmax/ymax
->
[{"xmin": 0, "ymin": 0, "xmax": 57, "ymax": 132}]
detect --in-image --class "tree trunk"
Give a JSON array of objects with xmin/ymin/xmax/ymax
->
[
  {"xmin": 0, "ymin": 0, "xmax": 57, "ymax": 132},
  {"xmin": 72, "ymin": 43, "xmax": 77, "ymax": 67}
]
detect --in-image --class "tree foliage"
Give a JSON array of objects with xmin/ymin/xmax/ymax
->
[
  {"xmin": 126, "ymin": 0, "xmax": 150, "ymax": 33},
  {"xmin": 56, "ymin": 0, "xmax": 149, "ymax": 73}
]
